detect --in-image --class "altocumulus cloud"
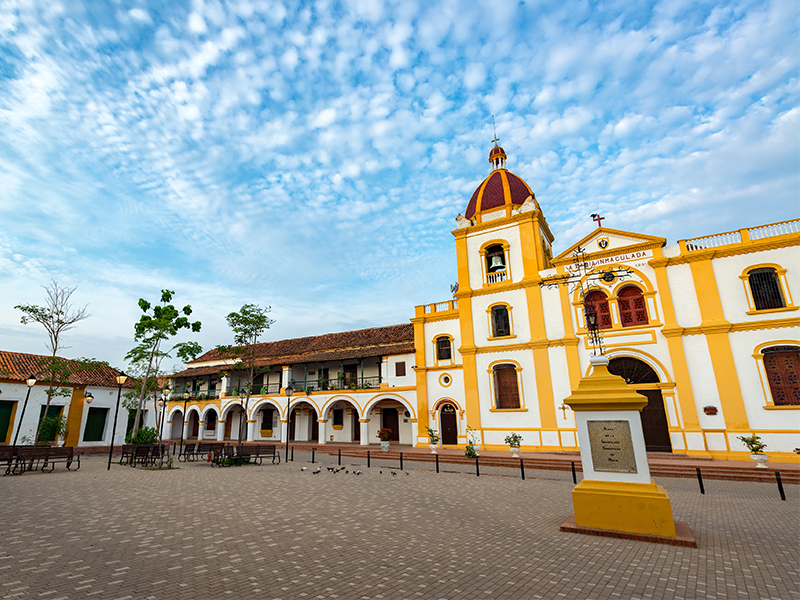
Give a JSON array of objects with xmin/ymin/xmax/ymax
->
[{"xmin": 0, "ymin": 0, "xmax": 797, "ymax": 369}]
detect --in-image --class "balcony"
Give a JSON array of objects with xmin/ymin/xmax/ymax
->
[
  {"xmin": 296, "ymin": 376, "xmax": 382, "ymax": 393},
  {"xmin": 421, "ymin": 300, "xmax": 459, "ymax": 315},
  {"xmin": 682, "ymin": 218, "xmax": 800, "ymax": 252}
]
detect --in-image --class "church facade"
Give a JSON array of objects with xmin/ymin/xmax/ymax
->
[{"xmin": 165, "ymin": 144, "xmax": 799, "ymax": 462}]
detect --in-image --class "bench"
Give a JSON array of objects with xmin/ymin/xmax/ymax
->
[
  {"xmin": 119, "ymin": 444, "xmax": 136, "ymax": 465},
  {"xmin": 178, "ymin": 442, "xmax": 197, "ymax": 462},
  {"xmin": 1, "ymin": 446, "xmax": 18, "ymax": 476},
  {"xmin": 7, "ymin": 446, "xmax": 80, "ymax": 474},
  {"xmin": 245, "ymin": 444, "xmax": 280, "ymax": 465}
]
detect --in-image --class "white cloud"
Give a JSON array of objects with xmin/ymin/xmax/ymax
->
[{"xmin": 128, "ymin": 8, "xmax": 152, "ymax": 24}]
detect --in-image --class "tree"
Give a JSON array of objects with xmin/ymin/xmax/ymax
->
[
  {"xmin": 217, "ymin": 304, "xmax": 275, "ymax": 453},
  {"xmin": 128, "ymin": 290, "xmax": 202, "ymax": 438},
  {"xmin": 15, "ymin": 280, "xmax": 100, "ymax": 444}
]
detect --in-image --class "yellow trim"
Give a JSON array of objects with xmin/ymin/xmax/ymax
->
[
  {"xmin": 584, "ymin": 329, "xmax": 657, "ymax": 350},
  {"xmin": 64, "ymin": 387, "xmax": 85, "ymax": 447},
  {"xmin": 752, "ymin": 340, "xmax": 800, "ymax": 408},
  {"xmin": 438, "ymin": 373, "xmax": 453, "ymax": 387},
  {"xmin": 486, "ymin": 359, "xmax": 526, "ymax": 410},
  {"xmin": 651, "ymin": 227, "xmax": 800, "ymax": 266},
  {"xmin": 4, "ymin": 397, "xmax": 18, "ymax": 444},
  {"xmin": 259, "ymin": 429, "xmax": 273, "ymax": 436},
  {"xmin": 414, "ymin": 365, "xmax": 462, "ymax": 372},
  {"xmin": 553, "ymin": 227, "xmax": 666, "ymax": 265},
  {"xmin": 432, "ymin": 334, "xmax": 455, "ymax": 367}
]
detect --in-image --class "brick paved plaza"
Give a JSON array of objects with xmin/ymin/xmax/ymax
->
[{"xmin": 1, "ymin": 452, "xmax": 798, "ymax": 600}]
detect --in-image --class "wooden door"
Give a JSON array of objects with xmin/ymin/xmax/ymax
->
[
  {"xmin": 0, "ymin": 401, "xmax": 13, "ymax": 444},
  {"xmin": 224, "ymin": 414, "xmax": 233, "ymax": 439},
  {"xmin": 637, "ymin": 390, "xmax": 672, "ymax": 453},
  {"xmin": 191, "ymin": 414, "xmax": 199, "ymax": 438},
  {"xmin": 382, "ymin": 408, "xmax": 399, "ymax": 441},
  {"xmin": 440, "ymin": 405, "xmax": 458, "ymax": 445},
  {"xmin": 352, "ymin": 411, "xmax": 360, "ymax": 442},
  {"xmin": 289, "ymin": 409, "xmax": 297, "ymax": 441},
  {"xmin": 311, "ymin": 412, "xmax": 319, "ymax": 441}
]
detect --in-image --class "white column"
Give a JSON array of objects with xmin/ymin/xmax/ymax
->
[
  {"xmin": 280, "ymin": 419, "xmax": 288, "ymax": 443},
  {"xmin": 247, "ymin": 419, "xmax": 257, "ymax": 441},
  {"xmin": 359, "ymin": 419, "xmax": 370, "ymax": 446},
  {"xmin": 318, "ymin": 420, "xmax": 327, "ymax": 444},
  {"xmin": 281, "ymin": 366, "xmax": 291, "ymax": 390},
  {"xmin": 216, "ymin": 422, "xmax": 225, "ymax": 441},
  {"xmin": 220, "ymin": 376, "xmax": 229, "ymax": 396},
  {"xmin": 183, "ymin": 419, "xmax": 191, "ymax": 440},
  {"xmin": 197, "ymin": 420, "xmax": 205, "ymax": 440},
  {"xmin": 165, "ymin": 419, "xmax": 173, "ymax": 440}
]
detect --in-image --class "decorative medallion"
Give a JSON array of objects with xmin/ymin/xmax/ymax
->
[{"xmin": 597, "ymin": 237, "xmax": 609, "ymax": 250}]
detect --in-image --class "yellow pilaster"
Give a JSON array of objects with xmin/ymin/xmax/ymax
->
[
  {"xmin": 64, "ymin": 387, "xmax": 85, "ymax": 447},
  {"xmin": 454, "ymin": 230, "xmax": 482, "ymax": 436},
  {"xmin": 412, "ymin": 310, "xmax": 430, "ymax": 438},
  {"xmin": 688, "ymin": 257, "xmax": 750, "ymax": 430}
]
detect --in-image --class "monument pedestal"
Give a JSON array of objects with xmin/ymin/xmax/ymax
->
[{"xmin": 562, "ymin": 356, "xmax": 693, "ymax": 545}]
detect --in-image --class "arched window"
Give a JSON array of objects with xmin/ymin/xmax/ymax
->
[
  {"xmin": 436, "ymin": 336, "xmax": 452, "ymax": 361},
  {"xmin": 493, "ymin": 364, "xmax": 520, "ymax": 409},
  {"xmin": 584, "ymin": 290, "xmax": 612, "ymax": 330},
  {"xmin": 491, "ymin": 305, "xmax": 511, "ymax": 337},
  {"xmin": 762, "ymin": 346, "xmax": 800, "ymax": 406},
  {"xmin": 748, "ymin": 268, "xmax": 785, "ymax": 310},
  {"xmin": 618, "ymin": 286, "xmax": 649, "ymax": 327}
]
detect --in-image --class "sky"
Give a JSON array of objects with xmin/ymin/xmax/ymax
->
[{"xmin": 0, "ymin": 0, "xmax": 798, "ymax": 373}]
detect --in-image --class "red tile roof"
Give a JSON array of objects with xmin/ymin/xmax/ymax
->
[
  {"xmin": 174, "ymin": 324, "xmax": 414, "ymax": 379},
  {"xmin": 0, "ymin": 350, "xmax": 134, "ymax": 388}
]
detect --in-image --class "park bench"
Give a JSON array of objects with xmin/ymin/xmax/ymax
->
[
  {"xmin": 178, "ymin": 442, "xmax": 197, "ymax": 462},
  {"xmin": 1, "ymin": 446, "xmax": 18, "ymax": 475},
  {"xmin": 212, "ymin": 444, "xmax": 236, "ymax": 467},
  {"xmin": 194, "ymin": 443, "xmax": 217, "ymax": 462},
  {"xmin": 7, "ymin": 446, "xmax": 79, "ymax": 474},
  {"xmin": 246, "ymin": 444, "xmax": 280, "ymax": 465},
  {"xmin": 130, "ymin": 445, "xmax": 152, "ymax": 467},
  {"xmin": 119, "ymin": 444, "xmax": 136, "ymax": 465},
  {"xmin": 42, "ymin": 447, "xmax": 80, "ymax": 472}
]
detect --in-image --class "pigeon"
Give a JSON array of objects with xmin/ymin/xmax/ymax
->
[
  {"xmin": 391, "ymin": 471, "xmax": 397, "ymax": 476},
  {"xmin": 356, "ymin": 470, "xmax": 363, "ymax": 475},
  {"xmin": 313, "ymin": 466, "xmax": 321, "ymax": 473},
  {"xmin": 300, "ymin": 467, "xmax": 307, "ymax": 471},
  {"xmin": 379, "ymin": 471, "xmax": 382, "ymax": 474}
]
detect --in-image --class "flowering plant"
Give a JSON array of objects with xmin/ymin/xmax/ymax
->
[
  {"xmin": 737, "ymin": 434, "xmax": 767, "ymax": 454},
  {"xmin": 376, "ymin": 428, "xmax": 393, "ymax": 442},
  {"xmin": 504, "ymin": 432, "xmax": 523, "ymax": 447}
]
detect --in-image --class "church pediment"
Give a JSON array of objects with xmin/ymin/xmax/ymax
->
[{"xmin": 552, "ymin": 227, "xmax": 666, "ymax": 265}]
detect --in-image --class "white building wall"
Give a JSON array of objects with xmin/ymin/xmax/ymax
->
[
  {"xmin": 471, "ymin": 288, "xmax": 530, "ymax": 345},
  {"xmin": 665, "ymin": 263, "xmax": 703, "ymax": 327},
  {"xmin": 423, "ymin": 319, "xmax": 461, "ymax": 366}
]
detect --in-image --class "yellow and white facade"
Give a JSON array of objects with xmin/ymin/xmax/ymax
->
[{"xmin": 412, "ymin": 144, "xmax": 800, "ymax": 462}]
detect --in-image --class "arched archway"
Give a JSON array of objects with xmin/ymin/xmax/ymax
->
[
  {"xmin": 186, "ymin": 409, "xmax": 200, "ymax": 440},
  {"xmin": 169, "ymin": 409, "xmax": 184, "ymax": 440},
  {"xmin": 608, "ymin": 357, "xmax": 672, "ymax": 453},
  {"xmin": 289, "ymin": 401, "xmax": 319, "ymax": 442},
  {"xmin": 439, "ymin": 402, "xmax": 458, "ymax": 445},
  {"xmin": 322, "ymin": 397, "xmax": 361, "ymax": 443}
]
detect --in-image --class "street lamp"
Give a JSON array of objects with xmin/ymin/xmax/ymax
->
[
  {"xmin": 84, "ymin": 391, "xmax": 94, "ymax": 403},
  {"xmin": 284, "ymin": 384, "xmax": 294, "ymax": 463},
  {"xmin": 107, "ymin": 371, "xmax": 128, "ymax": 470},
  {"xmin": 178, "ymin": 390, "xmax": 190, "ymax": 457},
  {"xmin": 12, "ymin": 375, "xmax": 37, "ymax": 446},
  {"xmin": 238, "ymin": 387, "xmax": 247, "ymax": 460},
  {"xmin": 158, "ymin": 387, "xmax": 170, "ymax": 445}
]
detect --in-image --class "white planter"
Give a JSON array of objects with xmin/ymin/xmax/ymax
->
[
  {"xmin": 429, "ymin": 443, "xmax": 438, "ymax": 454},
  {"xmin": 380, "ymin": 441, "xmax": 390, "ymax": 453},
  {"xmin": 750, "ymin": 453, "xmax": 769, "ymax": 468},
  {"xmin": 510, "ymin": 446, "xmax": 520, "ymax": 458}
]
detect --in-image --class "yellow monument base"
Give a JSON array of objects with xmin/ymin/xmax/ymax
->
[{"xmin": 572, "ymin": 479, "xmax": 676, "ymax": 537}]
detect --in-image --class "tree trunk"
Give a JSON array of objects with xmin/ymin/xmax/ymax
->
[{"xmin": 132, "ymin": 339, "xmax": 160, "ymax": 439}]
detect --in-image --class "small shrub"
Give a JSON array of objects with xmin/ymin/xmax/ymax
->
[{"xmin": 126, "ymin": 426, "xmax": 159, "ymax": 445}]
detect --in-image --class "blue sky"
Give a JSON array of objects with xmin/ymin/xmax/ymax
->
[{"xmin": 0, "ymin": 0, "xmax": 798, "ymax": 372}]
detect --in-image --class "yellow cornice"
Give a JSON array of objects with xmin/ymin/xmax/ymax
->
[
  {"xmin": 413, "ymin": 365, "xmax": 463, "ymax": 373},
  {"xmin": 411, "ymin": 311, "xmax": 459, "ymax": 324},
  {"xmin": 680, "ymin": 316, "xmax": 799, "ymax": 336},
  {"xmin": 451, "ymin": 209, "xmax": 541, "ymax": 238}
]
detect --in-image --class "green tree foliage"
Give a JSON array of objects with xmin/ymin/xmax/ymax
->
[
  {"xmin": 127, "ymin": 290, "xmax": 202, "ymax": 438},
  {"xmin": 216, "ymin": 304, "xmax": 274, "ymax": 449},
  {"xmin": 15, "ymin": 281, "xmax": 106, "ymax": 444}
]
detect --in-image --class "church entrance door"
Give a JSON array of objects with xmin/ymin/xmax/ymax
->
[
  {"xmin": 440, "ymin": 404, "xmax": 458, "ymax": 445},
  {"xmin": 607, "ymin": 357, "xmax": 672, "ymax": 453}
]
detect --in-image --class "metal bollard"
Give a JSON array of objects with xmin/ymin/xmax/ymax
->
[
  {"xmin": 436, "ymin": 454, "xmax": 439, "ymax": 473},
  {"xmin": 696, "ymin": 467, "xmax": 705, "ymax": 494},
  {"xmin": 338, "ymin": 448, "xmax": 341, "ymax": 466},
  {"xmin": 400, "ymin": 452, "xmax": 403, "ymax": 471},
  {"xmin": 312, "ymin": 448, "xmax": 315, "ymax": 464},
  {"xmin": 571, "ymin": 461, "xmax": 577, "ymax": 484},
  {"xmin": 475, "ymin": 455, "xmax": 480, "ymax": 477},
  {"xmin": 776, "ymin": 471, "xmax": 786, "ymax": 501},
  {"xmin": 291, "ymin": 447, "xmax": 294, "ymax": 462},
  {"xmin": 520, "ymin": 458, "xmax": 525, "ymax": 481},
  {"xmin": 367, "ymin": 450, "xmax": 370, "ymax": 468}
]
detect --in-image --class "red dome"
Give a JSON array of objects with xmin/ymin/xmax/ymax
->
[
  {"xmin": 489, "ymin": 145, "xmax": 506, "ymax": 159},
  {"xmin": 464, "ymin": 169, "xmax": 535, "ymax": 220}
]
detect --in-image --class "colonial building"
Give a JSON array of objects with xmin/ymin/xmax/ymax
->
[{"xmin": 0, "ymin": 351, "xmax": 137, "ymax": 448}]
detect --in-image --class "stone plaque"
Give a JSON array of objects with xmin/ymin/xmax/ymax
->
[{"xmin": 587, "ymin": 420, "xmax": 637, "ymax": 474}]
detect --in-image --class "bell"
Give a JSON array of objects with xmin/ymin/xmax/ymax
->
[{"xmin": 489, "ymin": 255, "xmax": 505, "ymax": 272}]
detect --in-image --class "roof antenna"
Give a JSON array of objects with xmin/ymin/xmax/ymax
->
[{"xmin": 491, "ymin": 115, "xmax": 499, "ymax": 146}]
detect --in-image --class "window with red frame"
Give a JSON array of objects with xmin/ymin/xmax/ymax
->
[
  {"xmin": 618, "ymin": 286, "xmax": 649, "ymax": 327},
  {"xmin": 763, "ymin": 346, "xmax": 800, "ymax": 405},
  {"xmin": 584, "ymin": 290, "xmax": 612, "ymax": 330}
]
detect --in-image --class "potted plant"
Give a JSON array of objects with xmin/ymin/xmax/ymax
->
[
  {"xmin": 377, "ymin": 428, "xmax": 393, "ymax": 452},
  {"xmin": 504, "ymin": 432, "xmax": 523, "ymax": 457},
  {"xmin": 466, "ymin": 425, "xmax": 481, "ymax": 451},
  {"xmin": 703, "ymin": 405, "xmax": 718, "ymax": 415},
  {"xmin": 737, "ymin": 434, "xmax": 769, "ymax": 468},
  {"xmin": 426, "ymin": 426, "xmax": 440, "ymax": 453}
]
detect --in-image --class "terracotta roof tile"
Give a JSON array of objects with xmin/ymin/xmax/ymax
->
[
  {"xmin": 0, "ymin": 350, "xmax": 134, "ymax": 388},
  {"xmin": 175, "ymin": 324, "xmax": 415, "ymax": 379}
]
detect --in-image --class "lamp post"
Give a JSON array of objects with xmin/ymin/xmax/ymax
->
[
  {"xmin": 284, "ymin": 384, "xmax": 294, "ymax": 463},
  {"xmin": 158, "ymin": 387, "xmax": 170, "ymax": 445},
  {"xmin": 584, "ymin": 307, "xmax": 602, "ymax": 354},
  {"xmin": 12, "ymin": 375, "xmax": 37, "ymax": 446},
  {"xmin": 107, "ymin": 371, "xmax": 128, "ymax": 470},
  {"xmin": 178, "ymin": 390, "xmax": 189, "ymax": 457},
  {"xmin": 238, "ymin": 387, "xmax": 247, "ymax": 462}
]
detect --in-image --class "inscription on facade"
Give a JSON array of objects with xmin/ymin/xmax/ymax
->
[{"xmin": 587, "ymin": 420, "xmax": 637, "ymax": 474}]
